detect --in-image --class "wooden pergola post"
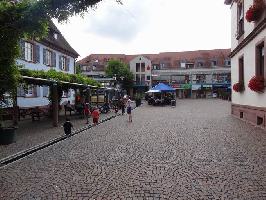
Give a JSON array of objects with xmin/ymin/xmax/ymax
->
[
  {"xmin": 52, "ymin": 83, "xmax": 59, "ymax": 127},
  {"xmin": 96, "ymin": 89, "xmax": 99, "ymax": 106},
  {"xmin": 13, "ymin": 93, "xmax": 18, "ymax": 126}
]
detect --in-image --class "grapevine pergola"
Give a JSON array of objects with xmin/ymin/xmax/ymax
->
[{"xmin": 0, "ymin": 0, "xmax": 121, "ymax": 127}]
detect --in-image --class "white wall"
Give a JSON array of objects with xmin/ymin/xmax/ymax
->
[
  {"xmin": 129, "ymin": 56, "xmax": 152, "ymax": 87},
  {"xmin": 231, "ymin": 29, "xmax": 266, "ymax": 107},
  {"xmin": 16, "ymin": 41, "xmax": 76, "ymax": 107},
  {"xmin": 17, "ymin": 41, "xmax": 75, "ymax": 74},
  {"xmin": 231, "ymin": 0, "xmax": 265, "ymax": 49}
]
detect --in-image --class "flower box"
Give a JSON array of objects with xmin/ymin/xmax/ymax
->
[
  {"xmin": 248, "ymin": 76, "xmax": 264, "ymax": 93},
  {"xmin": 233, "ymin": 82, "xmax": 244, "ymax": 92},
  {"xmin": 246, "ymin": 0, "xmax": 265, "ymax": 22}
]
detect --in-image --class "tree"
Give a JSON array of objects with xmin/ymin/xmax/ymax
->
[
  {"xmin": 105, "ymin": 60, "xmax": 133, "ymax": 91},
  {"xmin": 0, "ymin": 0, "xmax": 122, "ymax": 97}
]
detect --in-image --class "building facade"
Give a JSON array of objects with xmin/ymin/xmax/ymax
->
[
  {"xmin": 78, "ymin": 49, "xmax": 231, "ymax": 98},
  {"xmin": 17, "ymin": 21, "xmax": 79, "ymax": 107},
  {"xmin": 225, "ymin": 0, "xmax": 266, "ymax": 129}
]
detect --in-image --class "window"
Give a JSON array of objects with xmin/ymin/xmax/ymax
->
[
  {"xmin": 237, "ymin": 2, "xmax": 244, "ymax": 38},
  {"xmin": 146, "ymin": 75, "xmax": 151, "ymax": 81},
  {"xmin": 141, "ymin": 63, "xmax": 145, "ymax": 72},
  {"xmin": 224, "ymin": 59, "xmax": 231, "ymax": 66},
  {"xmin": 25, "ymin": 85, "xmax": 37, "ymax": 97},
  {"xmin": 198, "ymin": 62, "xmax": 204, "ymax": 67},
  {"xmin": 44, "ymin": 49, "xmax": 52, "ymax": 66},
  {"xmin": 239, "ymin": 56, "xmax": 244, "ymax": 84},
  {"xmin": 136, "ymin": 63, "xmax": 140, "ymax": 72},
  {"xmin": 24, "ymin": 42, "xmax": 33, "ymax": 62},
  {"xmin": 135, "ymin": 74, "xmax": 140, "ymax": 84},
  {"xmin": 256, "ymin": 42, "xmax": 265, "ymax": 79},
  {"xmin": 141, "ymin": 74, "xmax": 145, "ymax": 84},
  {"xmin": 211, "ymin": 60, "xmax": 217, "ymax": 67},
  {"xmin": 43, "ymin": 86, "xmax": 49, "ymax": 97},
  {"xmin": 60, "ymin": 56, "xmax": 67, "ymax": 71}
]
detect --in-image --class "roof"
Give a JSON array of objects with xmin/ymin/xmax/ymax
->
[
  {"xmin": 39, "ymin": 20, "xmax": 79, "ymax": 58},
  {"xmin": 151, "ymin": 83, "xmax": 175, "ymax": 92},
  {"xmin": 77, "ymin": 49, "xmax": 231, "ymax": 68}
]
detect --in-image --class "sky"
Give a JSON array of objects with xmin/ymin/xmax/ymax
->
[{"xmin": 54, "ymin": 0, "xmax": 231, "ymax": 60}]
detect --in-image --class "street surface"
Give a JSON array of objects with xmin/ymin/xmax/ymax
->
[{"xmin": 1, "ymin": 100, "xmax": 265, "ymax": 199}]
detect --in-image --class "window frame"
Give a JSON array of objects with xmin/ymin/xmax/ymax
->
[
  {"xmin": 238, "ymin": 56, "xmax": 244, "ymax": 85},
  {"xmin": 60, "ymin": 56, "xmax": 67, "ymax": 71},
  {"xmin": 136, "ymin": 63, "xmax": 140, "ymax": 72},
  {"xmin": 45, "ymin": 49, "xmax": 52, "ymax": 66},
  {"xmin": 255, "ymin": 40, "xmax": 265, "ymax": 85},
  {"xmin": 24, "ymin": 42, "xmax": 34, "ymax": 62},
  {"xmin": 237, "ymin": 2, "xmax": 244, "ymax": 39}
]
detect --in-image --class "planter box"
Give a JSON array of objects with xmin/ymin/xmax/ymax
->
[{"xmin": 0, "ymin": 127, "xmax": 16, "ymax": 145}]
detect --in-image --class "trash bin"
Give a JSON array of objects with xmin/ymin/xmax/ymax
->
[{"xmin": 171, "ymin": 99, "xmax": 176, "ymax": 107}]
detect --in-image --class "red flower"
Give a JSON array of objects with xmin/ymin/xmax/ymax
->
[
  {"xmin": 246, "ymin": 0, "xmax": 265, "ymax": 22},
  {"xmin": 233, "ymin": 82, "xmax": 244, "ymax": 92},
  {"xmin": 248, "ymin": 76, "xmax": 265, "ymax": 92}
]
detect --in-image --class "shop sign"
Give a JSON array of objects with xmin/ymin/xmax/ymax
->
[
  {"xmin": 192, "ymin": 84, "xmax": 202, "ymax": 90},
  {"xmin": 202, "ymin": 84, "xmax": 212, "ymax": 88}
]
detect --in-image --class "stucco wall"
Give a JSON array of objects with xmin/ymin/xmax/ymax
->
[
  {"xmin": 231, "ymin": 0, "xmax": 260, "ymax": 49},
  {"xmin": 16, "ymin": 41, "xmax": 76, "ymax": 107},
  {"xmin": 129, "ymin": 56, "xmax": 152, "ymax": 87},
  {"xmin": 231, "ymin": 29, "xmax": 266, "ymax": 107},
  {"xmin": 17, "ymin": 41, "xmax": 75, "ymax": 74}
]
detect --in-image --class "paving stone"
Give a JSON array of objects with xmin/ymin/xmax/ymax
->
[{"xmin": 0, "ymin": 100, "xmax": 265, "ymax": 199}]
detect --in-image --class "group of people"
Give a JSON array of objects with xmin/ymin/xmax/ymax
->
[{"xmin": 63, "ymin": 96, "xmax": 133, "ymax": 136}]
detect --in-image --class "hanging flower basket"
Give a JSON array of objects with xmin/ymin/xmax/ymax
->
[
  {"xmin": 233, "ymin": 82, "xmax": 244, "ymax": 92},
  {"xmin": 248, "ymin": 76, "xmax": 265, "ymax": 93},
  {"xmin": 246, "ymin": 0, "xmax": 265, "ymax": 22}
]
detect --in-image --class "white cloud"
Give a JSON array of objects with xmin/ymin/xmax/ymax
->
[{"xmin": 54, "ymin": 0, "xmax": 231, "ymax": 59}]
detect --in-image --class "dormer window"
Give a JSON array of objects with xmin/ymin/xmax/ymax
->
[{"xmin": 54, "ymin": 33, "xmax": 58, "ymax": 39}]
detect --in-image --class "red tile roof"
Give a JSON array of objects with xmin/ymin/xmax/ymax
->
[{"xmin": 77, "ymin": 49, "xmax": 231, "ymax": 69}]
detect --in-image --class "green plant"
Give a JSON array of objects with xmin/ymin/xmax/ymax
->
[{"xmin": 0, "ymin": 0, "xmax": 121, "ymax": 127}]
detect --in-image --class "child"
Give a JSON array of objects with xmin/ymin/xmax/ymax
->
[
  {"xmin": 84, "ymin": 103, "xmax": 91, "ymax": 124},
  {"xmin": 63, "ymin": 118, "xmax": 73, "ymax": 136},
  {"xmin": 91, "ymin": 107, "xmax": 100, "ymax": 125}
]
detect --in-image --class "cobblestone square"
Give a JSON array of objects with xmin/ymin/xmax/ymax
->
[{"xmin": 0, "ymin": 100, "xmax": 265, "ymax": 199}]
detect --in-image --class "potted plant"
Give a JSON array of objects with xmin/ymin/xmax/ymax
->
[
  {"xmin": 134, "ymin": 93, "xmax": 142, "ymax": 107},
  {"xmin": 0, "ymin": 94, "xmax": 17, "ymax": 145},
  {"xmin": 248, "ymin": 76, "xmax": 264, "ymax": 93},
  {"xmin": 233, "ymin": 82, "xmax": 244, "ymax": 92},
  {"xmin": 246, "ymin": 0, "xmax": 265, "ymax": 22}
]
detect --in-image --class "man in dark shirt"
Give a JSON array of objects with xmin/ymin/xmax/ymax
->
[{"xmin": 63, "ymin": 118, "xmax": 73, "ymax": 136}]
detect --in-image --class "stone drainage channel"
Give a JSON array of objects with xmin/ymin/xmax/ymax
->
[{"xmin": 0, "ymin": 113, "xmax": 121, "ymax": 168}]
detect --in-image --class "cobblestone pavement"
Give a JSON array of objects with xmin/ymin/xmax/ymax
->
[
  {"xmin": 0, "ymin": 99, "xmax": 266, "ymax": 199},
  {"xmin": 0, "ymin": 110, "xmax": 118, "ymax": 160}
]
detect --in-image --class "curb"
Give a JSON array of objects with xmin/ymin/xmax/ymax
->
[{"xmin": 0, "ymin": 114, "xmax": 119, "ymax": 168}]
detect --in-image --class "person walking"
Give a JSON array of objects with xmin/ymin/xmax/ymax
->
[
  {"xmin": 91, "ymin": 107, "xmax": 100, "ymax": 125},
  {"xmin": 63, "ymin": 118, "xmax": 73, "ymax": 136},
  {"xmin": 120, "ymin": 97, "xmax": 126, "ymax": 115},
  {"xmin": 84, "ymin": 103, "xmax": 91, "ymax": 124},
  {"xmin": 126, "ymin": 97, "xmax": 133, "ymax": 122}
]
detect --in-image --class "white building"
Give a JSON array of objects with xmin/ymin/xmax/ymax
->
[
  {"xmin": 225, "ymin": 0, "xmax": 266, "ymax": 129},
  {"xmin": 129, "ymin": 55, "xmax": 152, "ymax": 91},
  {"xmin": 16, "ymin": 21, "xmax": 79, "ymax": 107}
]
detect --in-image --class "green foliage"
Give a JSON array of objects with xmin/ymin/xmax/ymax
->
[
  {"xmin": 0, "ymin": 0, "xmax": 121, "ymax": 96},
  {"xmin": 20, "ymin": 69, "xmax": 101, "ymax": 87},
  {"xmin": 105, "ymin": 60, "xmax": 134, "ymax": 90}
]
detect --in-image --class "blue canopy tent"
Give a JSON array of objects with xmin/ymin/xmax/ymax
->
[
  {"xmin": 149, "ymin": 83, "xmax": 175, "ymax": 92},
  {"xmin": 146, "ymin": 83, "xmax": 176, "ymax": 106}
]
